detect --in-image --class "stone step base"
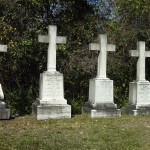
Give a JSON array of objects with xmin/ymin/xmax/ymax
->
[
  {"xmin": 82, "ymin": 103, "xmax": 121, "ymax": 118},
  {"xmin": 0, "ymin": 102, "xmax": 6, "ymax": 109},
  {"xmin": 0, "ymin": 109, "xmax": 10, "ymax": 119},
  {"xmin": 32, "ymin": 103, "xmax": 71, "ymax": 120},
  {"xmin": 125, "ymin": 104, "xmax": 150, "ymax": 116}
]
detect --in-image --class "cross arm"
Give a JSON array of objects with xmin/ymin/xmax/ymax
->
[
  {"xmin": 145, "ymin": 51, "xmax": 150, "ymax": 57},
  {"xmin": 56, "ymin": 36, "xmax": 67, "ymax": 44},
  {"xmin": 38, "ymin": 35, "xmax": 67, "ymax": 44},
  {"xmin": 89, "ymin": 43, "xmax": 100, "ymax": 51},
  {"xmin": 129, "ymin": 50, "xmax": 139, "ymax": 57},
  {"xmin": 0, "ymin": 45, "xmax": 7, "ymax": 52},
  {"xmin": 38, "ymin": 35, "xmax": 49, "ymax": 43},
  {"xmin": 107, "ymin": 44, "xmax": 116, "ymax": 52}
]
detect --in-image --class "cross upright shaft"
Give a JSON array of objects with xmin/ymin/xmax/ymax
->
[
  {"xmin": 89, "ymin": 34, "xmax": 116, "ymax": 79},
  {"xmin": 129, "ymin": 41, "xmax": 150, "ymax": 81},
  {"xmin": 38, "ymin": 25, "xmax": 66, "ymax": 72}
]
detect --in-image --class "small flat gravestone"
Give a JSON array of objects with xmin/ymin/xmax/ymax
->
[
  {"xmin": 125, "ymin": 41, "xmax": 150, "ymax": 116},
  {"xmin": 0, "ymin": 44, "xmax": 10, "ymax": 119},
  {"xmin": 82, "ymin": 34, "xmax": 121, "ymax": 118},
  {"xmin": 32, "ymin": 25, "xmax": 71, "ymax": 120}
]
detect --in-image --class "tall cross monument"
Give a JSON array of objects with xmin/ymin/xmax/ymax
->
[
  {"xmin": 32, "ymin": 25, "xmax": 71, "ymax": 120},
  {"xmin": 83, "ymin": 34, "xmax": 121, "ymax": 118},
  {"xmin": 125, "ymin": 41, "xmax": 150, "ymax": 116}
]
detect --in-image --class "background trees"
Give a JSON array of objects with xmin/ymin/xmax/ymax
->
[{"xmin": 0, "ymin": 0, "xmax": 149, "ymax": 115}]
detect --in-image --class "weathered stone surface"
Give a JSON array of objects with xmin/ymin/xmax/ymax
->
[
  {"xmin": 83, "ymin": 103, "xmax": 120, "ymax": 118},
  {"xmin": 83, "ymin": 79, "xmax": 121, "ymax": 118},
  {"xmin": 0, "ymin": 107, "xmax": 10, "ymax": 119},
  {"xmin": 88, "ymin": 79, "xmax": 113, "ymax": 104},
  {"xmin": 83, "ymin": 34, "xmax": 120, "ymax": 118},
  {"xmin": 125, "ymin": 81, "xmax": 150, "ymax": 116},
  {"xmin": 125, "ymin": 41, "xmax": 150, "ymax": 116},
  {"xmin": 32, "ymin": 25, "xmax": 71, "ymax": 119},
  {"xmin": 32, "ymin": 102, "xmax": 71, "ymax": 120},
  {"xmin": 38, "ymin": 72, "xmax": 67, "ymax": 104},
  {"xmin": 0, "ymin": 96, "xmax": 10, "ymax": 120}
]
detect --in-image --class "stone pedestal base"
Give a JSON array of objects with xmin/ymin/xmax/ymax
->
[
  {"xmin": 32, "ymin": 101, "xmax": 71, "ymax": 120},
  {"xmin": 0, "ymin": 102, "xmax": 10, "ymax": 119},
  {"xmin": 32, "ymin": 71, "xmax": 71, "ymax": 120},
  {"xmin": 125, "ymin": 81, "xmax": 150, "ymax": 116},
  {"xmin": 125, "ymin": 104, "xmax": 150, "ymax": 116},
  {"xmin": 83, "ymin": 103, "xmax": 121, "ymax": 118},
  {"xmin": 89, "ymin": 79, "xmax": 114, "ymax": 104},
  {"xmin": 83, "ymin": 78, "xmax": 121, "ymax": 118}
]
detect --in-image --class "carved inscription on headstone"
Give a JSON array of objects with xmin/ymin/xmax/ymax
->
[
  {"xmin": 43, "ymin": 75, "xmax": 63, "ymax": 98},
  {"xmin": 97, "ymin": 81, "xmax": 113, "ymax": 102},
  {"xmin": 138, "ymin": 84, "xmax": 150, "ymax": 103}
]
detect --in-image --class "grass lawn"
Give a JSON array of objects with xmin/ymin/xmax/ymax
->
[{"xmin": 0, "ymin": 114, "xmax": 150, "ymax": 150}]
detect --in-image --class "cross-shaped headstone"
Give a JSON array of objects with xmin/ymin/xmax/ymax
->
[
  {"xmin": 129, "ymin": 41, "xmax": 150, "ymax": 81},
  {"xmin": 89, "ymin": 34, "xmax": 116, "ymax": 79},
  {"xmin": 38, "ymin": 25, "xmax": 66, "ymax": 72}
]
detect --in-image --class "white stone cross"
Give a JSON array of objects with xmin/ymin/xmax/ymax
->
[
  {"xmin": 89, "ymin": 34, "xmax": 116, "ymax": 79},
  {"xmin": 38, "ymin": 25, "xmax": 66, "ymax": 72},
  {"xmin": 129, "ymin": 41, "xmax": 150, "ymax": 81}
]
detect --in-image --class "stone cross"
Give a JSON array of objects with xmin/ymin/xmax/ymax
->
[
  {"xmin": 129, "ymin": 41, "xmax": 150, "ymax": 81},
  {"xmin": 0, "ymin": 44, "xmax": 7, "ymax": 100},
  {"xmin": 38, "ymin": 25, "xmax": 66, "ymax": 72},
  {"xmin": 89, "ymin": 34, "xmax": 116, "ymax": 79}
]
